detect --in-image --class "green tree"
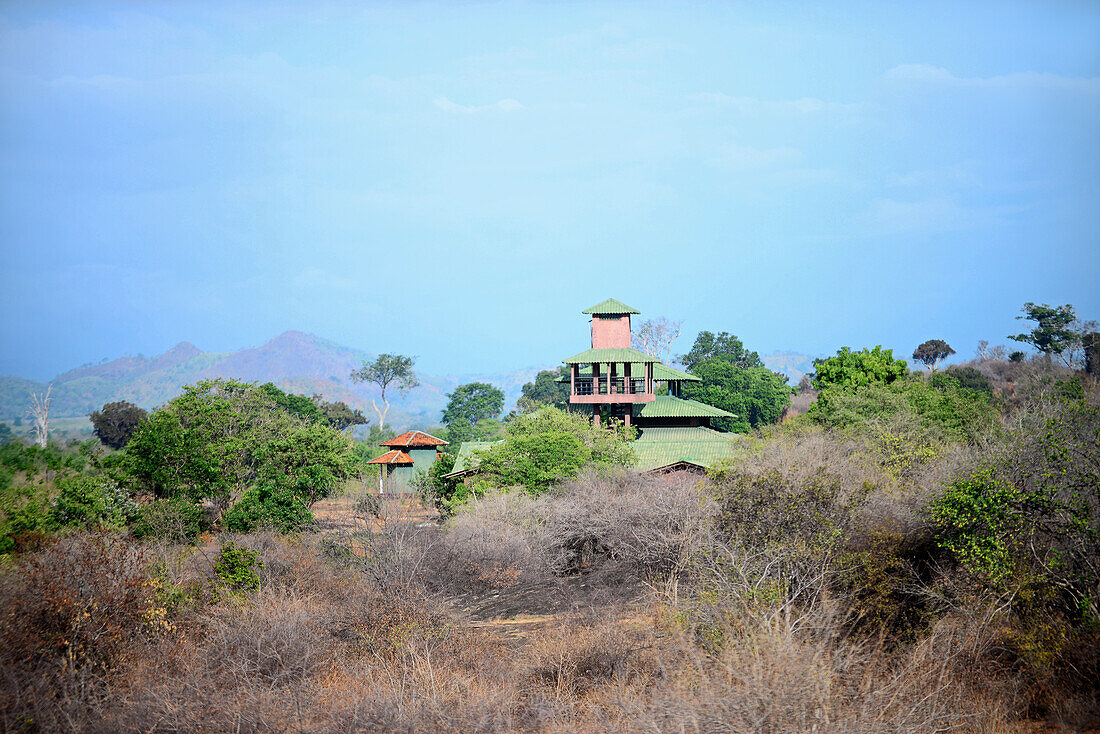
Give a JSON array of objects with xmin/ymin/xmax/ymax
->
[
  {"xmin": 680, "ymin": 331, "xmax": 763, "ymax": 371},
  {"xmin": 314, "ymin": 398, "xmax": 368, "ymax": 431},
  {"xmin": 912, "ymin": 339, "xmax": 955, "ymax": 373},
  {"xmin": 350, "ymin": 353, "xmax": 418, "ymax": 429},
  {"xmin": 89, "ymin": 401, "xmax": 148, "ymax": 449},
  {"xmin": 442, "ymin": 382, "xmax": 504, "ymax": 429},
  {"xmin": 680, "ymin": 360, "xmax": 792, "ymax": 433},
  {"xmin": 475, "ymin": 406, "xmax": 635, "ymax": 492},
  {"xmin": 125, "ymin": 379, "xmax": 358, "ymax": 525},
  {"xmin": 812, "ymin": 346, "xmax": 908, "ymax": 390},
  {"xmin": 1009, "ymin": 302, "xmax": 1078, "ymax": 364},
  {"xmin": 516, "ymin": 368, "xmax": 571, "ymax": 412},
  {"xmin": 258, "ymin": 383, "xmax": 324, "ymax": 423}
]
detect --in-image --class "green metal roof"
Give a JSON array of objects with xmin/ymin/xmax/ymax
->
[
  {"xmin": 563, "ymin": 347, "xmax": 657, "ymax": 365},
  {"xmin": 557, "ymin": 363, "xmax": 702, "ymax": 383},
  {"xmin": 582, "ymin": 298, "xmax": 640, "ymax": 315},
  {"xmin": 631, "ymin": 426, "xmax": 742, "ymax": 472},
  {"xmin": 444, "ymin": 441, "xmax": 500, "ymax": 476},
  {"xmin": 634, "ymin": 395, "xmax": 735, "ymax": 419}
]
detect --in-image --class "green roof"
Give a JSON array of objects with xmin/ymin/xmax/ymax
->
[
  {"xmin": 582, "ymin": 298, "xmax": 640, "ymax": 315},
  {"xmin": 557, "ymin": 363, "xmax": 701, "ymax": 382},
  {"xmin": 631, "ymin": 426, "xmax": 742, "ymax": 472},
  {"xmin": 563, "ymin": 347, "xmax": 657, "ymax": 365},
  {"xmin": 634, "ymin": 395, "xmax": 735, "ymax": 419},
  {"xmin": 444, "ymin": 441, "xmax": 500, "ymax": 476}
]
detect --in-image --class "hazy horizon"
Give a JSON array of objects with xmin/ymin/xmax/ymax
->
[{"xmin": 2, "ymin": 1, "xmax": 1097, "ymax": 381}]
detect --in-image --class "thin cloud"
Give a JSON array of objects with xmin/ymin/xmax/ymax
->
[
  {"xmin": 884, "ymin": 64, "xmax": 1100, "ymax": 94},
  {"xmin": 689, "ymin": 93, "xmax": 858, "ymax": 115},
  {"xmin": 709, "ymin": 143, "xmax": 803, "ymax": 171},
  {"xmin": 433, "ymin": 96, "xmax": 524, "ymax": 114}
]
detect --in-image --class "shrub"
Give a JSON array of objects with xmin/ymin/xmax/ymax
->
[
  {"xmin": 813, "ymin": 345, "xmax": 908, "ymax": 390},
  {"xmin": 51, "ymin": 475, "xmax": 136, "ymax": 529},
  {"xmin": 214, "ymin": 541, "xmax": 263, "ymax": 592},
  {"xmin": 130, "ymin": 496, "xmax": 209, "ymax": 542},
  {"xmin": 222, "ymin": 482, "xmax": 315, "ymax": 533}
]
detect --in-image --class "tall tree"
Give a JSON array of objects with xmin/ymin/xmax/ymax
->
[
  {"xmin": 442, "ymin": 382, "xmax": 505, "ymax": 428},
  {"xmin": 680, "ymin": 331, "xmax": 763, "ymax": 371},
  {"xmin": 912, "ymin": 339, "xmax": 956, "ymax": 373},
  {"xmin": 517, "ymin": 367, "xmax": 570, "ymax": 413},
  {"xmin": 681, "ymin": 361, "xmax": 791, "ymax": 433},
  {"xmin": 632, "ymin": 317, "xmax": 684, "ymax": 364},
  {"xmin": 350, "ymin": 353, "xmax": 418, "ymax": 429},
  {"xmin": 1009, "ymin": 302, "xmax": 1079, "ymax": 365},
  {"xmin": 90, "ymin": 401, "xmax": 148, "ymax": 449}
]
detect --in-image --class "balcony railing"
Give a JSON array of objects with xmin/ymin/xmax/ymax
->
[{"xmin": 573, "ymin": 377, "xmax": 649, "ymax": 396}]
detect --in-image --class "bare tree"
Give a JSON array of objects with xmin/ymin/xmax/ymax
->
[
  {"xmin": 27, "ymin": 385, "xmax": 52, "ymax": 448},
  {"xmin": 632, "ymin": 317, "xmax": 684, "ymax": 364}
]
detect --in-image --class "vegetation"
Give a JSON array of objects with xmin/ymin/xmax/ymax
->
[
  {"xmin": 516, "ymin": 367, "xmax": 571, "ymax": 413},
  {"xmin": 0, "ymin": 300, "xmax": 1097, "ymax": 732},
  {"xmin": 350, "ymin": 352, "xmax": 419, "ymax": 428},
  {"xmin": 473, "ymin": 406, "xmax": 634, "ymax": 492},
  {"xmin": 681, "ymin": 360, "xmax": 792, "ymax": 433},
  {"xmin": 441, "ymin": 381, "xmax": 505, "ymax": 445},
  {"xmin": 912, "ymin": 338, "xmax": 955, "ymax": 372},
  {"xmin": 680, "ymin": 330, "xmax": 763, "ymax": 371},
  {"xmin": 89, "ymin": 400, "xmax": 147, "ymax": 449}
]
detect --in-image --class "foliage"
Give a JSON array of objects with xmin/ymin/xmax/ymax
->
[
  {"xmin": 516, "ymin": 367, "xmax": 570, "ymax": 413},
  {"xmin": 52, "ymin": 475, "xmax": 136, "ymax": 530},
  {"xmin": 945, "ymin": 366, "xmax": 993, "ymax": 395},
  {"xmin": 89, "ymin": 401, "xmax": 148, "ymax": 449},
  {"xmin": 0, "ymin": 483, "xmax": 54, "ymax": 554},
  {"xmin": 441, "ymin": 382, "xmax": 504, "ymax": 429},
  {"xmin": 125, "ymin": 379, "xmax": 358, "ymax": 517},
  {"xmin": 444, "ymin": 417, "xmax": 504, "ymax": 447},
  {"xmin": 350, "ymin": 353, "xmax": 418, "ymax": 428},
  {"xmin": 809, "ymin": 373, "xmax": 996, "ymax": 445},
  {"xmin": 680, "ymin": 330, "xmax": 763, "ymax": 371},
  {"xmin": 214, "ymin": 541, "xmax": 263, "ymax": 592},
  {"xmin": 222, "ymin": 483, "xmax": 315, "ymax": 533},
  {"xmin": 258, "ymin": 383, "xmax": 324, "ymax": 423},
  {"xmin": 130, "ymin": 497, "xmax": 209, "ymax": 542},
  {"xmin": 314, "ymin": 398, "xmax": 368, "ymax": 431},
  {"xmin": 680, "ymin": 360, "xmax": 792, "ymax": 433},
  {"xmin": 1009, "ymin": 302, "xmax": 1079, "ymax": 361},
  {"xmin": 813, "ymin": 346, "xmax": 908, "ymax": 390},
  {"xmin": 475, "ymin": 407, "xmax": 635, "ymax": 492},
  {"xmin": 912, "ymin": 339, "xmax": 955, "ymax": 372},
  {"xmin": 411, "ymin": 452, "xmax": 468, "ymax": 516},
  {"xmin": 930, "ymin": 398, "xmax": 1100, "ymax": 619}
]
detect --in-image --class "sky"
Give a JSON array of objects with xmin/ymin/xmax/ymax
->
[{"xmin": 1, "ymin": 0, "xmax": 1097, "ymax": 380}]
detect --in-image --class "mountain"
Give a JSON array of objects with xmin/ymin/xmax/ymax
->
[
  {"xmin": 762, "ymin": 351, "xmax": 818, "ymax": 384},
  {"xmin": 0, "ymin": 331, "xmax": 540, "ymax": 432}
]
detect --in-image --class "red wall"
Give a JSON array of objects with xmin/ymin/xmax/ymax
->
[{"xmin": 591, "ymin": 315, "xmax": 631, "ymax": 348}]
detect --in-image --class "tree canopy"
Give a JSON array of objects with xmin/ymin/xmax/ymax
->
[
  {"xmin": 812, "ymin": 346, "xmax": 908, "ymax": 390},
  {"xmin": 1009, "ymin": 302, "xmax": 1080, "ymax": 365},
  {"xmin": 516, "ymin": 368, "xmax": 571, "ymax": 413},
  {"xmin": 125, "ymin": 379, "xmax": 358, "ymax": 528},
  {"xmin": 680, "ymin": 331, "xmax": 763, "ymax": 371},
  {"xmin": 350, "ymin": 353, "xmax": 418, "ymax": 428},
  {"xmin": 89, "ymin": 401, "xmax": 148, "ymax": 449},
  {"xmin": 680, "ymin": 361, "xmax": 792, "ymax": 433},
  {"xmin": 474, "ymin": 406, "xmax": 635, "ymax": 492},
  {"xmin": 442, "ymin": 382, "xmax": 504, "ymax": 428},
  {"xmin": 912, "ymin": 340, "xmax": 955, "ymax": 373}
]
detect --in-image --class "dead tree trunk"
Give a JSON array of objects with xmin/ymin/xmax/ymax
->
[{"xmin": 28, "ymin": 385, "xmax": 52, "ymax": 448}]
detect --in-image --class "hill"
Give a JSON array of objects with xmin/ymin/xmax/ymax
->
[{"xmin": 0, "ymin": 331, "xmax": 539, "ymax": 432}]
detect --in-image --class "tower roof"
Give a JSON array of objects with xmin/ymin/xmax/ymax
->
[
  {"xmin": 582, "ymin": 298, "xmax": 640, "ymax": 315},
  {"xmin": 379, "ymin": 430, "xmax": 449, "ymax": 448}
]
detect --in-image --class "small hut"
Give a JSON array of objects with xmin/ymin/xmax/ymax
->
[{"xmin": 365, "ymin": 430, "xmax": 448, "ymax": 494}]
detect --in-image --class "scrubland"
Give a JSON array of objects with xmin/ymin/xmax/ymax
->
[{"xmin": 1, "ymin": 357, "xmax": 1097, "ymax": 732}]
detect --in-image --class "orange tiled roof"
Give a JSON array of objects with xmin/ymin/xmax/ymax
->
[
  {"xmin": 379, "ymin": 430, "xmax": 449, "ymax": 448},
  {"xmin": 365, "ymin": 450, "xmax": 415, "ymax": 465}
]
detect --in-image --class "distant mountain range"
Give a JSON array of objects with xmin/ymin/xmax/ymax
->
[
  {"xmin": 0, "ymin": 331, "xmax": 540, "ymax": 432},
  {"xmin": 0, "ymin": 331, "xmax": 817, "ymax": 436}
]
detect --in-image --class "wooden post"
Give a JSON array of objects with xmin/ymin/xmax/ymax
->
[{"xmin": 570, "ymin": 363, "xmax": 576, "ymax": 396}]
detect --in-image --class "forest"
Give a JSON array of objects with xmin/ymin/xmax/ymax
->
[{"xmin": 0, "ymin": 301, "xmax": 1097, "ymax": 732}]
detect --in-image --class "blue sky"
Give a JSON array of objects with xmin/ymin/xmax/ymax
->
[{"xmin": 1, "ymin": 1, "xmax": 1097, "ymax": 379}]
